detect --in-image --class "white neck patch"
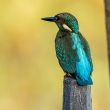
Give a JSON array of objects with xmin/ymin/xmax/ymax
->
[{"xmin": 62, "ymin": 24, "xmax": 72, "ymax": 32}]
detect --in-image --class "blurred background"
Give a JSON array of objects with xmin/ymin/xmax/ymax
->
[{"xmin": 0, "ymin": 0, "xmax": 110, "ymax": 110}]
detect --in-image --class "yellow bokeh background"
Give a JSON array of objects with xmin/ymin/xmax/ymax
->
[{"xmin": 0, "ymin": 0, "xmax": 110, "ymax": 110}]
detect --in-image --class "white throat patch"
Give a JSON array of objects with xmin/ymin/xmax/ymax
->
[{"xmin": 62, "ymin": 24, "xmax": 72, "ymax": 32}]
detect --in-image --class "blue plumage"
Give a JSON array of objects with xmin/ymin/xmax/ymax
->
[
  {"xmin": 42, "ymin": 12, "xmax": 93, "ymax": 86},
  {"xmin": 71, "ymin": 33, "xmax": 93, "ymax": 85}
]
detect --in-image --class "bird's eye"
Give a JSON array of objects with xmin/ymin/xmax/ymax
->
[{"xmin": 56, "ymin": 16, "xmax": 60, "ymax": 21}]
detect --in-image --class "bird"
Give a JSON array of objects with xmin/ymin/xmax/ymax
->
[{"xmin": 42, "ymin": 12, "xmax": 93, "ymax": 86}]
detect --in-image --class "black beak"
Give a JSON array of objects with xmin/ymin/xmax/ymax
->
[{"xmin": 41, "ymin": 17, "xmax": 56, "ymax": 22}]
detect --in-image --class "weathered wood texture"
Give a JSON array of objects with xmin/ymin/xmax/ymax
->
[
  {"xmin": 104, "ymin": 0, "xmax": 110, "ymax": 80},
  {"xmin": 63, "ymin": 77, "xmax": 92, "ymax": 110}
]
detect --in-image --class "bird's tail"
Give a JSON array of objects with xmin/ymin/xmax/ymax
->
[{"xmin": 76, "ymin": 76, "xmax": 93, "ymax": 86}]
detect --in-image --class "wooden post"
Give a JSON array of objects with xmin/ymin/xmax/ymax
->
[{"xmin": 63, "ymin": 76, "xmax": 92, "ymax": 110}]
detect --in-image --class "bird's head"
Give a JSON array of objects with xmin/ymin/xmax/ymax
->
[{"xmin": 42, "ymin": 12, "xmax": 79, "ymax": 33}]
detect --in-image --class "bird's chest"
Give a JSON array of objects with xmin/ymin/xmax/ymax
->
[{"xmin": 55, "ymin": 32, "xmax": 73, "ymax": 63}]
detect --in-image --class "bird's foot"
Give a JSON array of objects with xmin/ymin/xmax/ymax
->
[{"xmin": 64, "ymin": 73, "xmax": 72, "ymax": 78}]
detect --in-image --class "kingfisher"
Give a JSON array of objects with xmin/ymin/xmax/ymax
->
[{"xmin": 42, "ymin": 12, "xmax": 93, "ymax": 86}]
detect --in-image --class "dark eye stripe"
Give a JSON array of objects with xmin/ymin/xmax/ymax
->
[
  {"xmin": 55, "ymin": 16, "xmax": 60, "ymax": 21},
  {"xmin": 57, "ymin": 17, "xmax": 60, "ymax": 21}
]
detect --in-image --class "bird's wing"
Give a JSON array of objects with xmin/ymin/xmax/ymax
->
[
  {"xmin": 63, "ymin": 33, "xmax": 79, "ymax": 62},
  {"xmin": 78, "ymin": 32, "xmax": 93, "ymax": 73}
]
